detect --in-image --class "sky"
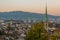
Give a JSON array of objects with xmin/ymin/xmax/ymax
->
[{"xmin": 0, "ymin": 0, "xmax": 60, "ymax": 16}]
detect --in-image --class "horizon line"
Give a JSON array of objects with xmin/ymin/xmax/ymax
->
[{"xmin": 0, "ymin": 10, "xmax": 60, "ymax": 16}]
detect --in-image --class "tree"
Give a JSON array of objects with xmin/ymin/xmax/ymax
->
[{"xmin": 25, "ymin": 22, "xmax": 48, "ymax": 40}]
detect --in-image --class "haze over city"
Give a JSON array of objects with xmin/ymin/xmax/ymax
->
[{"xmin": 0, "ymin": 0, "xmax": 60, "ymax": 16}]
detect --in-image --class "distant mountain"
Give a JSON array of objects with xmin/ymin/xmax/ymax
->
[{"xmin": 0, "ymin": 11, "xmax": 60, "ymax": 21}]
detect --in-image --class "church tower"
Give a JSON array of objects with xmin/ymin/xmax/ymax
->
[{"xmin": 44, "ymin": 3, "xmax": 48, "ymax": 30}]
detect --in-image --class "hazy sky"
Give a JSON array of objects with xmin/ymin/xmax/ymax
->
[{"xmin": 0, "ymin": 0, "xmax": 60, "ymax": 16}]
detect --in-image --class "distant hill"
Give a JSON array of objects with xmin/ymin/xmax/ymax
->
[{"xmin": 0, "ymin": 11, "xmax": 60, "ymax": 21}]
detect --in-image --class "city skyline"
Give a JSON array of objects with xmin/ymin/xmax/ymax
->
[{"xmin": 0, "ymin": 0, "xmax": 60, "ymax": 16}]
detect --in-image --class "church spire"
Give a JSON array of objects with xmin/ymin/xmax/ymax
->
[
  {"xmin": 44, "ymin": 2, "xmax": 48, "ymax": 30},
  {"xmin": 45, "ymin": 3, "xmax": 48, "ymax": 22}
]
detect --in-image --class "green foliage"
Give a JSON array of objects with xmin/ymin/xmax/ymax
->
[
  {"xmin": 25, "ymin": 22, "xmax": 48, "ymax": 40},
  {"xmin": 0, "ymin": 31, "xmax": 6, "ymax": 35},
  {"xmin": 56, "ymin": 24, "xmax": 60, "ymax": 28},
  {"xmin": 49, "ymin": 34, "xmax": 57, "ymax": 40}
]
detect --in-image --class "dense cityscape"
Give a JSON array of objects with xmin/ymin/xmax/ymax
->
[
  {"xmin": 0, "ymin": 0, "xmax": 60, "ymax": 40},
  {"xmin": 0, "ymin": 4, "xmax": 60, "ymax": 40},
  {"xmin": 0, "ymin": 18, "xmax": 60, "ymax": 40},
  {"xmin": 0, "ymin": 19, "xmax": 36, "ymax": 40}
]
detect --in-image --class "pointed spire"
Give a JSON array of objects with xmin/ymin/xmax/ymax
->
[
  {"xmin": 44, "ymin": 2, "xmax": 48, "ymax": 30},
  {"xmin": 45, "ymin": 2, "xmax": 48, "ymax": 22}
]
